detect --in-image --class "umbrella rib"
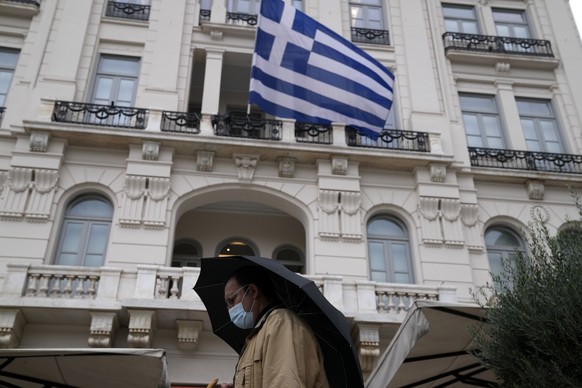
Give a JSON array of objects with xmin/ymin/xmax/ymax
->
[
  {"xmin": 0, "ymin": 370, "xmax": 76, "ymax": 388},
  {"xmin": 401, "ymin": 363, "xmax": 491, "ymax": 388},
  {"xmin": 434, "ymin": 366, "xmax": 494, "ymax": 388}
]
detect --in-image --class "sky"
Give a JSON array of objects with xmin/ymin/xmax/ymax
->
[{"xmin": 572, "ymin": 1, "xmax": 582, "ymax": 35}]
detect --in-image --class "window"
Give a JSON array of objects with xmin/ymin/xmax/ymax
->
[
  {"xmin": 0, "ymin": 48, "xmax": 19, "ymax": 107},
  {"xmin": 292, "ymin": 0, "xmax": 302, "ymax": 11},
  {"xmin": 350, "ymin": 0, "xmax": 384, "ymax": 30},
  {"xmin": 228, "ymin": 0, "xmax": 260, "ymax": 14},
  {"xmin": 517, "ymin": 98, "xmax": 564, "ymax": 153},
  {"xmin": 273, "ymin": 245, "xmax": 305, "ymax": 273},
  {"xmin": 460, "ymin": 94, "xmax": 506, "ymax": 149},
  {"xmin": 171, "ymin": 239, "xmax": 202, "ymax": 267},
  {"xmin": 91, "ymin": 55, "xmax": 140, "ymax": 107},
  {"xmin": 218, "ymin": 239, "xmax": 256, "ymax": 257},
  {"xmin": 493, "ymin": 9, "xmax": 531, "ymax": 38},
  {"xmin": 442, "ymin": 4, "xmax": 479, "ymax": 34},
  {"xmin": 485, "ymin": 226, "xmax": 524, "ymax": 285},
  {"xmin": 55, "ymin": 195, "xmax": 113, "ymax": 267},
  {"xmin": 367, "ymin": 216, "xmax": 413, "ymax": 283}
]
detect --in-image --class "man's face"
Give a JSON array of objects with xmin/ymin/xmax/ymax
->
[{"xmin": 224, "ymin": 277, "xmax": 249, "ymax": 310}]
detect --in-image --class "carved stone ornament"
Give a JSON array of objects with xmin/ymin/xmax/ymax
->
[
  {"xmin": 530, "ymin": 205, "xmax": 550, "ymax": 223},
  {"xmin": 127, "ymin": 310, "xmax": 156, "ymax": 348},
  {"xmin": 197, "ymin": 150, "xmax": 215, "ymax": 172},
  {"xmin": 176, "ymin": 320, "xmax": 203, "ymax": 350},
  {"xmin": 29, "ymin": 132, "xmax": 50, "ymax": 153},
  {"xmin": 526, "ymin": 180, "xmax": 545, "ymax": 200},
  {"xmin": 88, "ymin": 312, "xmax": 118, "ymax": 348},
  {"xmin": 233, "ymin": 154, "xmax": 259, "ymax": 182},
  {"xmin": 495, "ymin": 62, "xmax": 511, "ymax": 72},
  {"xmin": 331, "ymin": 156, "xmax": 348, "ymax": 176},
  {"xmin": 353, "ymin": 324, "xmax": 380, "ymax": 375},
  {"xmin": 142, "ymin": 142, "xmax": 160, "ymax": 161},
  {"xmin": 278, "ymin": 157, "xmax": 296, "ymax": 178},
  {"xmin": 0, "ymin": 309, "xmax": 25, "ymax": 349},
  {"xmin": 429, "ymin": 164, "xmax": 447, "ymax": 183}
]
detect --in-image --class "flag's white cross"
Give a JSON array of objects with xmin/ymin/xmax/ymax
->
[{"xmin": 262, "ymin": 6, "xmax": 314, "ymax": 66}]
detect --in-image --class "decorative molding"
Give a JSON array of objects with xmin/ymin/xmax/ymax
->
[
  {"xmin": 144, "ymin": 177, "xmax": 171, "ymax": 228},
  {"xmin": 318, "ymin": 190, "xmax": 340, "ymax": 238},
  {"xmin": 176, "ymin": 320, "xmax": 203, "ymax": 350},
  {"xmin": 460, "ymin": 204, "xmax": 479, "ymax": 227},
  {"xmin": 233, "ymin": 154, "xmax": 259, "ymax": 182},
  {"xmin": 418, "ymin": 197, "xmax": 442, "ymax": 245},
  {"xmin": 331, "ymin": 156, "xmax": 348, "ymax": 176},
  {"xmin": 429, "ymin": 164, "xmax": 446, "ymax": 183},
  {"xmin": 127, "ymin": 310, "xmax": 156, "ymax": 348},
  {"xmin": 461, "ymin": 204, "xmax": 483, "ymax": 253},
  {"xmin": 0, "ymin": 168, "xmax": 33, "ymax": 219},
  {"xmin": 142, "ymin": 142, "xmax": 160, "ymax": 161},
  {"xmin": 352, "ymin": 324, "xmax": 380, "ymax": 375},
  {"xmin": 278, "ymin": 157, "xmax": 295, "ymax": 178},
  {"xmin": 340, "ymin": 191, "xmax": 362, "ymax": 240},
  {"xmin": 526, "ymin": 180, "xmax": 544, "ymax": 200},
  {"xmin": 0, "ymin": 309, "xmax": 25, "ymax": 348},
  {"xmin": 29, "ymin": 132, "xmax": 50, "ymax": 152},
  {"xmin": 530, "ymin": 205, "xmax": 550, "ymax": 223},
  {"xmin": 441, "ymin": 199, "xmax": 464, "ymax": 247},
  {"xmin": 26, "ymin": 169, "xmax": 59, "ymax": 221},
  {"xmin": 88, "ymin": 312, "xmax": 118, "ymax": 348},
  {"xmin": 495, "ymin": 62, "xmax": 511, "ymax": 72},
  {"xmin": 120, "ymin": 175, "xmax": 147, "ymax": 226},
  {"xmin": 196, "ymin": 150, "xmax": 215, "ymax": 172}
]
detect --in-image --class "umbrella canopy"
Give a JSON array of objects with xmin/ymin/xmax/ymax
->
[
  {"xmin": 366, "ymin": 300, "xmax": 496, "ymax": 388},
  {"xmin": 0, "ymin": 348, "xmax": 169, "ymax": 388},
  {"xmin": 193, "ymin": 255, "xmax": 364, "ymax": 388}
]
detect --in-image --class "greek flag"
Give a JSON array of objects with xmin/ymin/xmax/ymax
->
[{"xmin": 249, "ymin": 0, "xmax": 395, "ymax": 140}]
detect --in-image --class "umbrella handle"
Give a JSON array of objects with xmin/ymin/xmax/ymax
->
[{"xmin": 207, "ymin": 378, "xmax": 219, "ymax": 388}]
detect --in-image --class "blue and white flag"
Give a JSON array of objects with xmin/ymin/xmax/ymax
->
[{"xmin": 249, "ymin": 0, "xmax": 395, "ymax": 140}]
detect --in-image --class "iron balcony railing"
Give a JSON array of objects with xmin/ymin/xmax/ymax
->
[
  {"xmin": 443, "ymin": 32, "xmax": 554, "ymax": 57},
  {"xmin": 161, "ymin": 111, "xmax": 201, "ymax": 134},
  {"xmin": 0, "ymin": 107, "xmax": 5, "ymax": 125},
  {"xmin": 199, "ymin": 8, "xmax": 211, "ymax": 23},
  {"xmin": 346, "ymin": 127, "xmax": 430, "ymax": 152},
  {"xmin": 105, "ymin": 1, "xmax": 151, "ymax": 21},
  {"xmin": 295, "ymin": 122, "xmax": 333, "ymax": 144},
  {"xmin": 212, "ymin": 115, "xmax": 282, "ymax": 140},
  {"xmin": 5, "ymin": 0, "xmax": 40, "ymax": 6},
  {"xmin": 52, "ymin": 101, "xmax": 148, "ymax": 129},
  {"xmin": 469, "ymin": 147, "xmax": 582, "ymax": 174},
  {"xmin": 226, "ymin": 12, "xmax": 258, "ymax": 26},
  {"xmin": 351, "ymin": 27, "xmax": 390, "ymax": 46}
]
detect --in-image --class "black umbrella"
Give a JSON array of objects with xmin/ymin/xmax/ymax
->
[{"xmin": 193, "ymin": 255, "xmax": 364, "ymax": 388}]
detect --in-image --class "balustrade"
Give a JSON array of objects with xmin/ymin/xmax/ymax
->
[
  {"xmin": 52, "ymin": 101, "xmax": 148, "ymax": 129},
  {"xmin": 212, "ymin": 114, "xmax": 282, "ymax": 140},
  {"xmin": 161, "ymin": 111, "xmax": 201, "ymax": 134},
  {"xmin": 105, "ymin": 1, "xmax": 151, "ymax": 21},
  {"xmin": 24, "ymin": 268, "xmax": 100, "ymax": 299},
  {"xmin": 443, "ymin": 32, "xmax": 554, "ymax": 57},
  {"xmin": 295, "ymin": 122, "xmax": 333, "ymax": 144},
  {"xmin": 346, "ymin": 127, "xmax": 430, "ymax": 152},
  {"xmin": 469, "ymin": 147, "xmax": 582, "ymax": 174},
  {"xmin": 226, "ymin": 12, "xmax": 257, "ymax": 26},
  {"xmin": 351, "ymin": 27, "xmax": 390, "ymax": 45}
]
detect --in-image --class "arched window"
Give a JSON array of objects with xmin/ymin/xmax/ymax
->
[
  {"xmin": 273, "ymin": 245, "xmax": 305, "ymax": 273},
  {"xmin": 485, "ymin": 226, "xmax": 525, "ymax": 280},
  {"xmin": 217, "ymin": 238, "xmax": 256, "ymax": 257},
  {"xmin": 55, "ymin": 194, "xmax": 113, "ymax": 267},
  {"xmin": 171, "ymin": 239, "xmax": 202, "ymax": 267},
  {"xmin": 367, "ymin": 216, "xmax": 413, "ymax": 283}
]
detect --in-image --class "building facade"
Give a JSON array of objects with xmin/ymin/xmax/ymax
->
[{"xmin": 0, "ymin": 0, "xmax": 581, "ymax": 385}]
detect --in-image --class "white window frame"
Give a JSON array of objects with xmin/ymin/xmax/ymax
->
[
  {"xmin": 516, "ymin": 98, "xmax": 564, "ymax": 154},
  {"xmin": 460, "ymin": 93, "xmax": 506, "ymax": 149},
  {"xmin": 442, "ymin": 3, "xmax": 480, "ymax": 34},
  {"xmin": 90, "ymin": 55, "xmax": 140, "ymax": 107},
  {"xmin": 0, "ymin": 48, "xmax": 19, "ymax": 107},
  {"xmin": 349, "ymin": 0, "xmax": 385, "ymax": 30}
]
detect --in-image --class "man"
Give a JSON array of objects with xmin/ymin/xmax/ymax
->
[{"xmin": 221, "ymin": 266, "xmax": 329, "ymax": 388}]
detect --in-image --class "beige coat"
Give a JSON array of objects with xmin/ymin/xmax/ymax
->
[{"xmin": 234, "ymin": 307, "xmax": 330, "ymax": 388}]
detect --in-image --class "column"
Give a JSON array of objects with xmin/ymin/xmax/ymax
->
[{"xmin": 496, "ymin": 81, "xmax": 527, "ymax": 150}]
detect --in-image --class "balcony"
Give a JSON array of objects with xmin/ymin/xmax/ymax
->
[
  {"xmin": 295, "ymin": 122, "xmax": 333, "ymax": 144},
  {"xmin": 105, "ymin": 1, "xmax": 151, "ymax": 22},
  {"xmin": 346, "ymin": 127, "xmax": 430, "ymax": 152},
  {"xmin": 0, "ymin": 0, "xmax": 40, "ymax": 16},
  {"xmin": 0, "ymin": 107, "xmax": 5, "ymax": 126},
  {"xmin": 52, "ymin": 101, "xmax": 148, "ymax": 130},
  {"xmin": 226, "ymin": 11, "xmax": 258, "ymax": 26},
  {"xmin": 469, "ymin": 147, "xmax": 582, "ymax": 175},
  {"xmin": 351, "ymin": 27, "xmax": 390, "ymax": 46},
  {"xmin": 199, "ymin": 8, "xmax": 211, "ymax": 23},
  {"xmin": 443, "ymin": 32, "xmax": 554, "ymax": 57},
  {"xmin": 212, "ymin": 114, "xmax": 282, "ymax": 140},
  {"xmin": 161, "ymin": 111, "xmax": 201, "ymax": 134}
]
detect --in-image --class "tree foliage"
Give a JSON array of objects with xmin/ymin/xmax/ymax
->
[{"xmin": 472, "ymin": 193, "xmax": 582, "ymax": 387}]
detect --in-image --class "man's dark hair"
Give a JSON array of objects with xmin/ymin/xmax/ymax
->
[{"xmin": 228, "ymin": 266, "xmax": 278, "ymax": 300}]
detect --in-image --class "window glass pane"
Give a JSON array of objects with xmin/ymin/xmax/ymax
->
[
  {"xmin": 540, "ymin": 121, "xmax": 559, "ymax": 142},
  {"xmin": 68, "ymin": 198, "xmax": 113, "ymax": 218},
  {"xmin": 392, "ymin": 244, "xmax": 409, "ymax": 273},
  {"xmin": 488, "ymin": 137, "xmax": 504, "ymax": 149},
  {"xmin": 485, "ymin": 228, "xmax": 521, "ymax": 247},
  {"xmin": 517, "ymin": 100, "xmax": 551, "ymax": 116},
  {"xmin": 86, "ymin": 223, "xmax": 109, "ymax": 254},
  {"xmin": 371, "ymin": 271, "xmax": 388, "ymax": 282},
  {"xmin": 513, "ymin": 26, "xmax": 530, "ymax": 38},
  {"xmin": 117, "ymin": 79, "xmax": 135, "ymax": 105},
  {"xmin": 488, "ymin": 252, "xmax": 503, "ymax": 277},
  {"xmin": 368, "ymin": 218, "xmax": 405, "ymax": 237},
  {"xmin": 493, "ymin": 10, "xmax": 526, "ymax": 24},
  {"xmin": 521, "ymin": 119, "xmax": 536, "ymax": 140},
  {"xmin": 100, "ymin": 57, "xmax": 139, "ymax": 76},
  {"xmin": 460, "ymin": 95, "xmax": 496, "ymax": 113},
  {"xmin": 57, "ymin": 253, "xmax": 78, "ymax": 266},
  {"xmin": 367, "ymin": 8, "xmax": 383, "ymax": 27},
  {"xmin": 495, "ymin": 25, "xmax": 510, "ymax": 36},
  {"xmin": 444, "ymin": 20, "xmax": 460, "ymax": 33},
  {"xmin": 85, "ymin": 254, "xmax": 104, "ymax": 267},
  {"xmin": 482, "ymin": 116, "xmax": 502, "ymax": 137},
  {"xmin": 220, "ymin": 241, "xmax": 255, "ymax": 256},
  {"xmin": 174, "ymin": 243, "xmax": 199, "ymax": 256},
  {"xmin": 394, "ymin": 273, "xmax": 412, "ymax": 283},
  {"xmin": 93, "ymin": 77, "xmax": 114, "ymax": 103},
  {"xmin": 443, "ymin": 5, "xmax": 475, "ymax": 19},
  {"xmin": 351, "ymin": 0, "xmax": 381, "ymax": 5},
  {"xmin": 61, "ymin": 222, "xmax": 83, "ymax": 253},
  {"xmin": 350, "ymin": 6, "xmax": 364, "ymax": 27},
  {"xmin": 467, "ymin": 135, "xmax": 483, "ymax": 148},
  {"xmin": 276, "ymin": 248, "xmax": 302, "ymax": 262},
  {"xmin": 461, "ymin": 21, "xmax": 478, "ymax": 34},
  {"xmin": 369, "ymin": 242, "xmax": 386, "ymax": 272},
  {"xmin": 0, "ymin": 50, "xmax": 19, "ymax": 68},
  {"xmin": 462, "ymin": 114, "xmax": 480, "ymax": 135}
]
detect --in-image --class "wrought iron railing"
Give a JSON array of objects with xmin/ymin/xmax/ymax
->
[
  {"xmin": 226, "ymin": 12, "xmax": 258, "ymax": 26},
  {"xmin": 0, "ymin": 107, "xmax": 5, "ymax": 126},
  {"xmin": 199, "ymin": 9, "xmax": 211, "ymax": 22},
  {"xmin": 295, "ymin": 122, "xmax": 333, "ymax": 144},
  {"xmin": 5, "ymin": 0, "xmax": 40, "ymax": 6},
  {"xmin": 212, "ymin": 115, "xmax": 282, "ymax": 140},
  {"xmin": 443, "ymin": 32, "xmax": 554, "ymax": 57},
  {"xmin": 105, "ymin": 1, "xmax": 151, "ymax": 21},
  {"xmin": 52, "ymin": 101, "xmax": 148, "ymax": 129},
  {"xmin": 469, "ymin": 147, "xmax": 582, "ymax": 174},
  {"xmin": 161, "ymin": 111, "xmax": 201, "ymax": 134},
  {"xmin": 346, "ymin": 127, "xmax": 430, "ymax": 152},
  {"xmin": 351, "ymin": 27, "xmax": 390, "ymax": 46}
]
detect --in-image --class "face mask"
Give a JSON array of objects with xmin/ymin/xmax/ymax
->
[{"xmin": 228, "ymin": 287, "xmax": 256, "ymax": 329}]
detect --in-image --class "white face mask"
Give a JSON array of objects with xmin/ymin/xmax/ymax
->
[{"xmin": 228, "ymin": 287, "xmax": 256, "ymax": 329}]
